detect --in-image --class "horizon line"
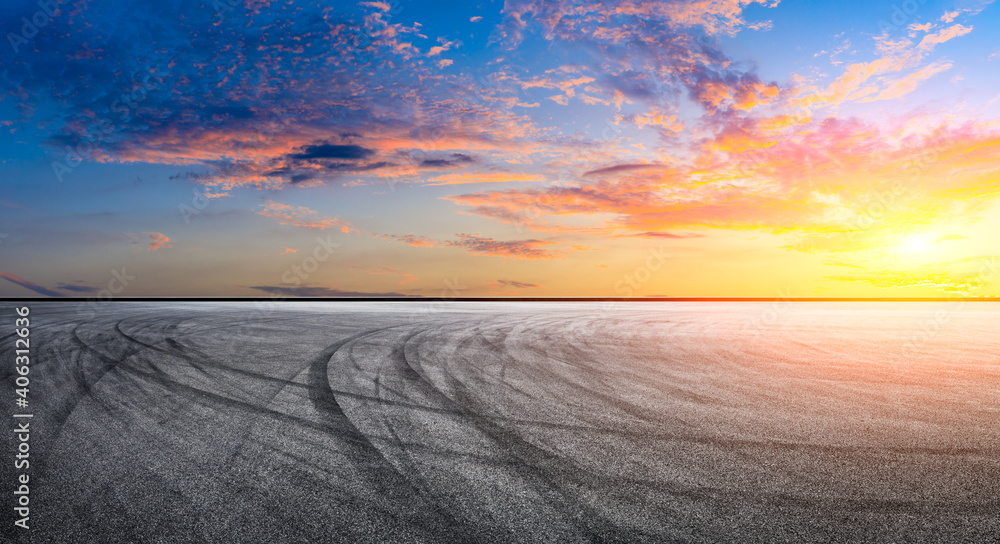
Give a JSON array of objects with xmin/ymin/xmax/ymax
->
[{"xmin": 2, "ymin": 297, "xmax": 998, "ymax": 303}]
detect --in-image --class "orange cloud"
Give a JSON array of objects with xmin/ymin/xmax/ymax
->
[
  {"xmin": 382, "ymin": 233, "xmax": 438, "ymax": 247},
  {"xmin": 860, "ymin": 61, "xmax": 953, "ymax": 103},
  {"xmin": 257, "ymin": 200, "xmax": 353, "ymax": 232},
  {"xmin": 631, "ymin": 110, "xmax": 684, "ymax": 133},
  {"xmin": 428, "ymin": 40, "xmax": 455, "ymax": 56},
  {"xmin": 799, "ymin": 23, "xmax": 974, "ymax": 110},
  {"xmin": 688, "ymin": 74, "xmax": 781, "ymax": 114},
  {"xmin": 446, "ymin": 117, "xmax": 1000, "ymax": 249},
  {"xmin": 425, "ymin": 172, "xmax": 546, "ymax": 185},
  {"xmin": 917, "ymin": 23, "xmax": 973, "ymax": 50},
  {"xmin": 146, "ymin": 232, "xmax": 172, "ymax": 251}
]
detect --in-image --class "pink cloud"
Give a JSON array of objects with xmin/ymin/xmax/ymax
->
[
  {"xmin": 445, "ymin": 116, "xmax": 1000, "ymax": 251},
  {"xmin": 146, "ymin": 232, "xmax": 173, "ymax": 251},
  {"xmin": 382, "ymin": 234, "xmax": 438, "ymax": 247},
  {"xmin": 0, "ymin": 270, "xmax": 62, "ymax": 297},
  {"xmin": 257, "ymin": 200, "xmax": 353, "ymax": 232}
]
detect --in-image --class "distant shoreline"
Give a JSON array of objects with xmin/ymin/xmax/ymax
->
[{"xmin": 3, "ymin": 297, "xmax": 998, "ymax": 303}]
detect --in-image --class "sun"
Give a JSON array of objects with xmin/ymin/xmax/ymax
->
[{"xmin": 897, "ymin": 233, "xmax": 935, "ymax": 255}]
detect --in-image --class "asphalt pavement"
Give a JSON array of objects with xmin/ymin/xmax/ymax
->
[{"xmin": 2, "ymin": 301, "xmax": 998, "ymax": 543}]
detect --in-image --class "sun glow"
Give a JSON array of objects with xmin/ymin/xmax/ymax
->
[{"xmin": 897, "ymin": 233, "xmax": 935, "ymax": 255}]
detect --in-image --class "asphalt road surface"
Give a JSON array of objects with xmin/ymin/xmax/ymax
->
[{"xmin": 2, "ymin": 301, "xmax": 999, "ymax": 543}]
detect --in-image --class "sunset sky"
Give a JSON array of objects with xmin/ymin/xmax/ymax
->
[{"xmin": 1, "ymin": 0, "xmax": 999, "ymax": 297}]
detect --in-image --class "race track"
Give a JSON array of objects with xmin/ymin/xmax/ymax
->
[{"xmin": 2, "ymin": 301, "xmax": 999, "ymax": 543}]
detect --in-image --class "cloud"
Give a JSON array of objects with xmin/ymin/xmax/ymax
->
[
  {"xmin": 917, "ymin": 23, "xmax": 973, "ymax": 51},
  {"xmin": 629, "ymin": 110, "xmax": 685, "ymax": 133},
  {"xmin": 470, "ymin": 16, "xmax": 483, "ymax": 22},
  {"xmin": 382, "ymin": 234, "xmax": 438, "ymax": 247},
  {"xmin": 2, "ymin": 0, "xmax": 540, "ymax": 192},
  {"xmin": 584, "ymin": 163, "xmax": 672, "ymax": 177},
  {"xmin": 633, "ymin": 231, "xmax": 706, "ymax": 238},
  {"xmin": 4, "ymin": 0, "xmax": 998, "ymax": 295},
  {"xmin": 257, "ymin": 201, "xmax": 353, "ymax": 232},
  {"xmin": 0, "ymin": 271, "xmax": 63, "ymax": 297},
  {"xmin": 249, "ymin": 285, "xmax": 416, "ymax": 297},
  {"xmin": 419, "ymin": 153, "xmax": 476, "ymax": 168},
  {"xmin": 940, "ymin": 2, "xmax": 994, "ymax": 23},
  {"xmin": 859, "ymin": 61, "xmax": 952, "ymax": 102},
  {"xmin": 428, "ymin": 40, "xmax": 455, "ymax": 57},
  {"xmin": 494, "ymin": 279, "xmax": 540, "ymax": 288},
  {"xmin": 688, "ymin": 74, "xmax": 780, "ymax": 113},
  {"xmin": 425, "ymin": 172, "xmax": 545, "ymax": 185},
  {"xmin": 827, "ymin": 269, "xmax": 988, "ymax": 293},
  {"xmin": 503, "ymin": 0, "xmax": 780, "ymax": 40},
  {"xmin": 0, "ymin": 0, "xmax": 786, "ymax": 205},
  {"xmin": 799, "ymin": 23, "xmax": 974, "ymax": 110},
  {"xmin": 446, "ymin": 234, "xmax": 563, "ymax": 259},
  {"xmin": 281, "ymin": 247, "xmax": 297, "ymax": 254},
  {"xmin": 57, "ymin": 283, "xmax": 99, "ymax": 293},
  {"xmin": 381, "ymin": 232, "xmax": 568, "ymax": 259},
  {"xmin": 447, "ymin": 117, "xmax": 1000, "ymax": 245},
  {"xmin": 290, "ymin": 144, "xmax": 375, "ymax": 160},
  {"xmin": 146, "ymin": 232, "xmax": 173, "ymax": 251},
  {"xmin": 360, "ymin": 1, "xmax": 392, "ymax": 11}
]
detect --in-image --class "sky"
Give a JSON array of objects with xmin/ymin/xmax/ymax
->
[{"xmin": 1, "ymin": 0, "xmax": 999, "ymax": 298}]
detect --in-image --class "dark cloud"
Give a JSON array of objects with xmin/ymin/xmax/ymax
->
[
  {"xmin": 291, "ymin": 144, "xmax": 375, "ymax": 160},
  {"xmin": 289, "ymin": 173, "xmax": 316, "ymax": 184},
  {"xmin": 446, "ymin": 234, "xmax": 562, "ymax": 259},
  {"xmin": 419, "ymin": 153, "xmax": 476, "ymax": 168},
  {"xmin": 325, "ymin": 161, "xmax": 392, "ymax": 171},
  {"xmin": 204, "ymin": 106, "xmax": 256, "ymax": 120},
  {"xmin": 249, "ymin": 285, "xmax": 418, "ymax": 297},
  {"xmin": 584, "ymin": 164, "xmax": 671, "ymax": 177},
  {"xmin": 57, "ymin": 283, "xmax": 99, "ymax": 293}
]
